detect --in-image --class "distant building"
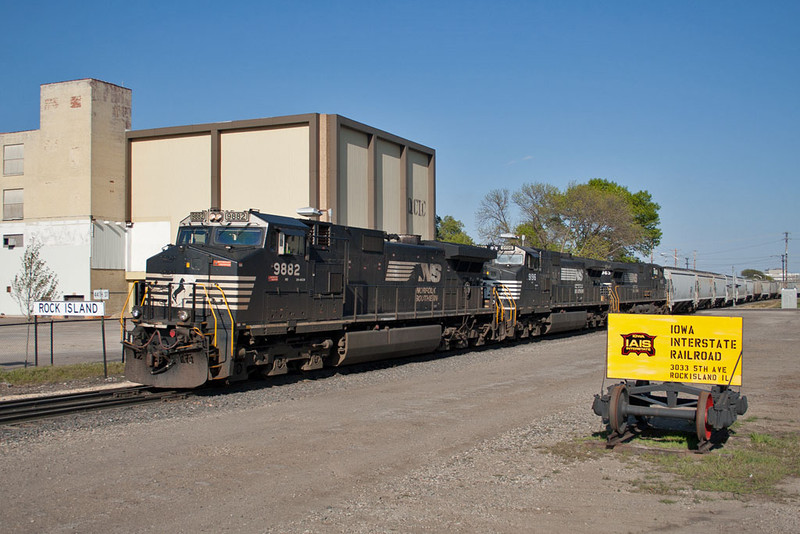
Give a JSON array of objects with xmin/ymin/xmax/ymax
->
[
  {"xmin": 1, "ymin": 79, "xmax": 131, "ymax": 315},
  {"xmin": 764, "ymin": 268, "xmax": 799, "ymax": 284},
  {"xmin": 1, "ymin": 80, "xmax": 435, "ymax": 315}
]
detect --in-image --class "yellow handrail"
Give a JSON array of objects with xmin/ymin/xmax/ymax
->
[
  {"xmin": 610, "ymin": 285, "xmax": 620, "ymax": 313},
  {"xmin": 214, "ymin": 283, "xmax": 236, "ymax": 358},
  {"xmin": 139, "ymin": 285, "xmax": 149, "ymax": 306},
  {"xmin": 492, "ymin": 284, "xmax": 517, "ymax": 327},
  {"xmin": 195, "ymin": 283, "xmax": 218, "ymax": 347},
  {"xmin": 501, "ymin": 284, "xmax": 516, "ymax": 326},
  {"xmin": 493, "ymin": 286, "xmax": 503, "ymax": 323},
  {"xmin": 119, "ymin": 281, "xmax": 139, "ymax": 341}
]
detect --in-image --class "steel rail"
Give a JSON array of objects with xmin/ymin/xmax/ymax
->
[{"xmin": 0, "ymin": 386, "xmax": 188, "ymax": 425}]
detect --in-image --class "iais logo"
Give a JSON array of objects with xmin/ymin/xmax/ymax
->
[{"xmin": 620, "ymin": 332, "xmax": 657, "ymax": 357}]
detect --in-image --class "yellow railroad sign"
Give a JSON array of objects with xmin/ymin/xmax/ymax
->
[{"xmin": 607, "ymin": 314, "xmax": 743, "ymax": 386}]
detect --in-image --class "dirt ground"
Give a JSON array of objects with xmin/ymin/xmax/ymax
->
[{"xmin": 0, "ymin": 309, "xmax": 798, "ymax": 533}]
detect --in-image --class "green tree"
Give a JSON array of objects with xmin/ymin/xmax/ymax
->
[
  {"xmin": 10, "ymin": 239, "xmax": 60, "ymax": 320},
  {"xmin": 436, "ymin": 215, "xmax": 474, "ymax": 245},
  {"xmin": 741, "ymin": 269, "xmax": 771, "ymax": 280},
  {"xmin": 587, "ymin": 178, "xmax": 662, "ymax": 260},
  {"xmin": 476, "ymin": 179, "xmax": 662, "ymax": 262}
]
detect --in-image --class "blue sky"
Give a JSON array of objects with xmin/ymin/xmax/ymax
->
[{"xmin": 2, "ymin": 1, "xmax": 798, "ymax": 275}]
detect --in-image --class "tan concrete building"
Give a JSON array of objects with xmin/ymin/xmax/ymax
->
[
  {"xmin": 1, "ymin": 80, "xmax": 436, "ymax": 315},
  {"xmin": 126, "ymin": 115, "xmax": 436, "ymax": 278},
  {"xmin": 1, "ymin": 79, "xmax": 131, "ymax": 315}
]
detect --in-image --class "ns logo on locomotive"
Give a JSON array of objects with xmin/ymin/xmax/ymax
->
[{"xmin": 123, "ymin": 209, "xmax": 765, "ymax": 389}]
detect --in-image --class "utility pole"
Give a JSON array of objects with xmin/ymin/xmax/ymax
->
[
  {"xmin": 693, "ymin": 250, "xmax": 697, "ymax": 270},
  {"xmin": 674, "ymin": 248, "xmax": 678, "ymax": 268},
  {"xmin": 784, "ymin": 232, "xmax": 790, "ymax": 288},
  {"xmin": 782, "ymin": 254, "xmax": 786, "ymax": 285},
  {"xmin": 685, "ymin": 257, "xmax": 689, "ymax": 269}
]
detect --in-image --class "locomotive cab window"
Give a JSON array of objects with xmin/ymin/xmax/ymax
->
[
  {"xmin": 177, "ymin": 227, "xmax": 209, "ymax": 245},
  {"xmin": 213, "ymin": 227, "xmax": 264, "ymax": 247},
  {"xmin": 526, "ymin": 251, "xmax": 541, "ymax": 270},
  {"xmin": 277, "ymin": 229, "xmax": 306, "ymax": 256},
  {"xmin": 495, "ymin": 252, "xmax": 524, "ymax": 265}
]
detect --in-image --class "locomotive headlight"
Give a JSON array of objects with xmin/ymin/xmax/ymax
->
[
  {"xmin": 177, "ymin": 310, "xmax": 190, "ymax": 322},
  {"xmin": 131, "ymin": 306, "xmax": 143, "ymax": 319}
]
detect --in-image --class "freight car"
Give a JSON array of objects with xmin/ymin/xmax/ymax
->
[{"xmin": 663, "ymin": 267, "xmax": 731, "ymax": 312}]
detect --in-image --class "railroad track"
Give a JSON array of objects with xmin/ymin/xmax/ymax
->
[{"xmin": 0, "ymin": 386, "xmax": 189, "ymax": 425}]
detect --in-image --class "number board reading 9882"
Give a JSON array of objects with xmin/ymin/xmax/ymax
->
[{"xmin": 273, "ymin": 262, "xmax": 302, "ymax": 279}]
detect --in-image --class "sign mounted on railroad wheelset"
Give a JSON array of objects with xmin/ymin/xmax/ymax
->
[
  {"xmin": 606, "ymin": 314, "xmax": 743, "ymax": 386},
  {"xmin": 595, "ymin": 313, "xmax": 748, "ymax": 447},
  {"xmin": 32, "ymin": 300, "xmax": 105, "ymax": 317}
]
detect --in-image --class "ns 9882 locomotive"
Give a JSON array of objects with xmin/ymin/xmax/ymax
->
[
  {"xmin": 123, "ymin": 209, "xmax": 668, "ymax": 388},
  {"xmin": 124, "ymin": 209, "xmax": 495, "ymax": 388}
]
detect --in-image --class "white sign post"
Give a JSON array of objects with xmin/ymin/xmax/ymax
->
[{"xmin": 32, "ymin": 300, "xmax": 108, "ymax": 376}]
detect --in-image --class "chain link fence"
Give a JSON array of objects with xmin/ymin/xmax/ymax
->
[{"xmin": 0, "ymin": 317, "xmax": 130, "ymax": 371}]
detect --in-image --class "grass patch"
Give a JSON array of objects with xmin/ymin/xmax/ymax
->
[
  {"xmin": 0, "ymin": 362, "xmax": 125, "ymax": 385},
  {"xmin": 633, "ymin": 476, "xmax": 679, "ymax": 495},
  {"xmin": 644, "ymin": 432, "xmax": 800, "ymax": 497},
  {"xmin": 542, "ymin": 433, "xmax": 609, "ymax": 462},
  {"xmin": 634, "ymin": 429, "xmax": 694, "ymax": 449},
  {"xmin": 546, "ymin": 423, "xmax": 800, "ymax": 501}
]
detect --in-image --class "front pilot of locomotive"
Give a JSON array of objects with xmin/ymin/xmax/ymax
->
[{"xmin": 124, "ymin": 319, "xmax": 212, "ymax": 388}]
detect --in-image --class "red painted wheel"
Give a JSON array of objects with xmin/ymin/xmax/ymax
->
[
  {"xmin": 608, "ymin": 384, "xmax": 629, "ymax": 435},
  {"xmin": 696, "ymin": 391, "xmax": 713, "ymax": 442}
]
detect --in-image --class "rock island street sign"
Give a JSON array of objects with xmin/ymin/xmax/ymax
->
[
  {"xmin": 33, "ymin": 301, "xmax": 106, "ymax": 317},
  {"xmin": 606, "ymin": 314, "xmax": 743, "ymax": 386}
]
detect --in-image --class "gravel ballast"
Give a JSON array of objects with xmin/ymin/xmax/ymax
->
[{"xmin": 1, "ymin": 309, "xmax": 798, "ymax": 533}]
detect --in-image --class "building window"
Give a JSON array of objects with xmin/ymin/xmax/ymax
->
[
  {"xmin": 3, "ymin": 144, "xmax": 24, "ymax": 176},
  {"xmin": 2, "ymin": 189, "xmax": 23, "ymax": 220},
  {"xmin": 3, "ymin": 234, "xmax": 23, "ymax": 249}
]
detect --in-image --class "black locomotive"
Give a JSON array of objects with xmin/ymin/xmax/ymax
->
[{"xmin": 123, "ymin": 209, "xmax": 668, "ymax": 388}]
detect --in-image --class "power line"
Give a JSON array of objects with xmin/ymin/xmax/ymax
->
[{"xmin": 701, "ymin": 239, "xmax": 785, "ymax": 256}]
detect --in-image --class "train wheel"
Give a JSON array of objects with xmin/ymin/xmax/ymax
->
[
  {"xmin": 696, "ymin": 391, "xmax": 713, "ymax": 442},
  {"xmin": 608, "ymin": 384, "xmax": 629, "ymax": 435}
]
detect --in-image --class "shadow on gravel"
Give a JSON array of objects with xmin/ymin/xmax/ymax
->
[
  {"xmin": 1, "ymin": 361, "xmax": 30, "ymax": 369},
  {"xmin": 191, "ymin": 327, "xmax": 606, "ymax": 399},
  {"xmin": 593, "ymin": 416, "xmax": 736, "ymax": 452}
]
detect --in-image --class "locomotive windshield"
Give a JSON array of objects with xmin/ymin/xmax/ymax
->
[
  {"xmin": 213, "ymin": 227, "xmax": 264, "ymax": 246},
  {"xmin": 177, "ymin": 227, "xmax": 209, "ymax": 245},
  {"xmin": 495, "ymin": 252, "xmax": 525, "ymax": 265},
  {"xmin": 176, "ymin": 226, "xmax": 264, "ymax": 247}
]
